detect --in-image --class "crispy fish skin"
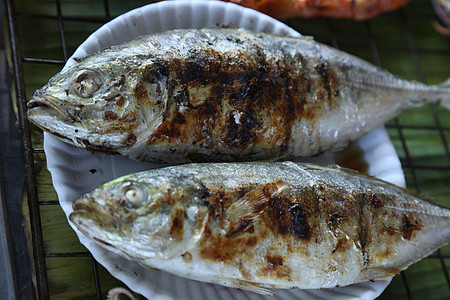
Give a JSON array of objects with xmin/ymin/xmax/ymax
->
[
  {"xmin": 27, "ymin": 28, "xmax": 450, "ymax": 163},
  {"xmin": 69, "ymin": 162, "xmax": 450, "ymax": 294}
]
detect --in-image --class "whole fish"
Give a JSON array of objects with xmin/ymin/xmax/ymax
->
[
  {"xmin": 69, "ymin": 161, "xmax": 450, "ymax": 295},
  {"xmin": 27, "ymin": 27, "xmax": 450, "ymax": 163}
]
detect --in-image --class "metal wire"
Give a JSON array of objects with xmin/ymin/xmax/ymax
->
[
  {"xmin": 4, "ymin": 0, "xmax": 49, "ymax": 298},
  {"xmin": 5, "ymin": 0, "xmax": 450, "ymax": 299},
  {"xmin": 4, "ymin": 0, "xmax": 109, "ymax": 298}
]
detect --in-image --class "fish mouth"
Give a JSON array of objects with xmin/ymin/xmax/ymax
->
[
  {"xmin": 69, "ymin": 196, "xmax": 158, "ymax": 259},
  {"xmin": 27, "ymin": 95, "xmax": 79, "ymax": 142},
  {"xmin": 27, "ymin": 95, "xmax": 73, "ymax": 121},
  {"xmin": 69, "ymin": 211, "xmax": 121, "ymax": 253},
  {"xmin": 27, "ymin": 96, "xmax": 126, "ymax": 152},
  {"xmin": 70, "ymin": 197, "xmax": 125, "ymax": 250},
  {"xmin": 71, "ymin": 197, "xmax": 120, "ymax": 228}
]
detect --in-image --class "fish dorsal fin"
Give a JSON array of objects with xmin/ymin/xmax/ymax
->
[
  {"xmin": 72, "ymin": 57, "xmax": 86, "ymax": 63},
  {"xmin": 299, "ymin": 35, "xmax": 314, "ymax": 41},
  {"xmin": 225, "ymin": 179, "xmax": 288, "ymax": 236}
]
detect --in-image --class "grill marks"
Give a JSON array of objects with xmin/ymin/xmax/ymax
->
[
  {"xmin": 356, "ymin": 193, "xmax": 372, "ymax": 266},
  {"xmin": 267, "ymin": 194, "xmax": 312, "ymax": 241},
  {"xmin": 198, "ymin": 182, "xmax": 307, "ymax": 268},
  {"xmin": 225, "ymin": 111, "xmax": 258, "ymax": 149},
  {"xmin": 192, "ymin": 178, "xmax": 426, "ymax": 281},
  {"xmin": 198, "ymin": 181, "xmax": 315, "ymax": 280},
  {"xmin": 169, "ymin": 208, "xmax": 185, "ymax": 240},
  {"xmin": 145, "ymin": 38, "xmax": 341, "ymax": 159},
  {"xmin": 290, "ymin": 204, "xmax": 312, "ymax": 240}
]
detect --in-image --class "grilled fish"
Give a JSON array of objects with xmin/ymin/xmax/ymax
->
[
  {"xmin": 69, "ymin": 161, "xmax": 450, "ymax": 295},
  {"xmin": 27, "ymin": 27, "xmax": 450, "ymax": 163}
]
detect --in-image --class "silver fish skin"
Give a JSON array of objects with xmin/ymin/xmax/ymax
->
[
  {"xmin": 69, "ymin": 161, "xmax": 450, "ymax": 295},
  {"xmin": 27, "ymin": 27, "xmax": 450, "ymax": 163}
]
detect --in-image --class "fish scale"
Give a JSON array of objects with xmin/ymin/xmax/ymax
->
[
  {"xmin": 69, "ymin": 161, "xmax": 450, "ymax": 295},
  {"xmin": 27, "ymin": 27, "xmax": 450, "ymax": 163}
]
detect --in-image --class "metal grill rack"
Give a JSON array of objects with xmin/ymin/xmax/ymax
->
[{"xmin": 2, "ymin": 0, "xmax": 449, "ymax": 299}]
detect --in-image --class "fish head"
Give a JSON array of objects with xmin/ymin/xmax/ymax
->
[
  {"xmin": 69, "ymin": 172, "xmax": 201, "ymax": 261},
  {"xmin": 27, "ymin": 51, "xmax": 167, "ymax": 154}
]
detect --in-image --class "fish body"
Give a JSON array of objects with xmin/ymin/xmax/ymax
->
[
  {"xmin": 27, "ymin": 27, "xmax": 450, "ymax": 164},
  {"xmin": 224, "ymin": 0, "xmax": 410, "ymax": 20},
  {"xmin": 70, "ymin": 162, "xmax": 450, "ymax": 294}
]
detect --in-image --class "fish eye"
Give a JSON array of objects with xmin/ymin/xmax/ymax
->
[
  {"xmin": 120, "ymin": 182, "xmax": 147, "ymax": 206},
  {"xmin": 71, "ymin": 70, "xmax": 103, "ymax": 98}
]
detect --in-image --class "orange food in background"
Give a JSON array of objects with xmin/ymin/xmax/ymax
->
[{"xmin": 224, "ymin": 0, "xmax": 410, "ymax": 20}]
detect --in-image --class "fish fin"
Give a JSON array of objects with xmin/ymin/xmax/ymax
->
[
  {"xmin": 440, "ymin": 77, "xmax": 450, "ymax": 87},
  {"xmin": 225, "ymin": 180, "xmax": 288, "ymax": 235},
  {"xmin": 299, "ymin": 35, "xmax": 314, "ymax": 41},
  {"xmin": 218, "ymin": 278, "xmax": 276, "ymax": 296},
  {"xmin": 258, "ymin": 155, "xmax": 287, "ymax": 163},
  {"xmin": 72, "ymin": 57, "xmax": 85, "ymax": 63},
  {"xmin": 107, "ymin": 287, "xmax": 138, "ymax": 300}
]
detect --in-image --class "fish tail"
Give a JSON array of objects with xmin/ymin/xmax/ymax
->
[
  {"xmin": 413, "ymin": 78, "xmax": 450, "ymax": 110},
  {"xmin": 437, "ymin": 78, "xmax": 450, "ymax": 110}
]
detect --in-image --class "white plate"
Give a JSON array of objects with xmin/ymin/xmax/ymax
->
[{"xmin": 44, "ymin": 1, "xmax": 405, "ymax": 299}]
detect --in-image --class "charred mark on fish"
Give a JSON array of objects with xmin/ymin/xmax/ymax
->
[
  {"xmin": 185, "ymin": 59, "xmax": 210, "ymax": 85},
  {"xmin": 124, "ymin": 134, "xmax": 137, "ymax": 147},
  {"xmin": 357, "ymin": 196, "xmax": 371, "ymax": 265},
  {"xmin": 225, "ymin": 111, "xmax": 259, "ymax": 149},
  {"xmin": 314, "ymin": 62, "xmax": 340, "ymax": 107},
  {"xmin": 402, "ymin": 214, "xmax": 423, "ymax": 240},
  {"xmin": 290, "ymin": 204, "xmax": 312, "ymax": 240},
  {"xmin": 199, "ymin": 222, "xmax": 259, "ymax": 262},
  {"xmin": 134, "ymin": 83, "xmax": 148, "ymax": 99},
  {"xmin": 263, "ymin": 255, "xmax": 292, "ymax": 279},
  {"xmin": 181, "ymin": 251, "xmax": 192, "ymax": 262},
  {"xmin": 327, "ymin": 212, "xmax": 344, "ymax": 229},
  {"xmin": 170, "ymin": 209, "xmax": 185, "ymax": 239},
  {"xmin": 206, "ymin": 188, "xmax": 229, "ymax": 222},
  {"xmin": 104, "ymin": 111, "xmax": 119, "ymax": 121},
  {"xmin": 195, "ymin": 183, "xmax": 211, "ymax": 203},
  {"xmin": 143, "ymin": 61, "xmax": 170, "ymax": 83},
  {"xmin": 371, "ymin": 194, "xmax": 384, "ymax": 208},
  {"xmin": 115, "ymin": 95, "xmax": 126, "ymax": 107},
  {"xmin": 268, "ymin": 195, "xmax": 312, "ymax": 241},
  {"xmin": 331, "ymin": 238, "xmax": 349, "ymax": 254}
]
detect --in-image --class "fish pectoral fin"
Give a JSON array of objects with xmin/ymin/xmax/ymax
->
[
  {"xmin": 217, "ymin": 278, "xmax": 276, "ymax": 296},
  {"xmin": 360, "ymin": 265, "xmax": 402, "ymax": 281},
  {"xmin": 225, "ymin": 179, "xmax": 289, "ymax": 232}
]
